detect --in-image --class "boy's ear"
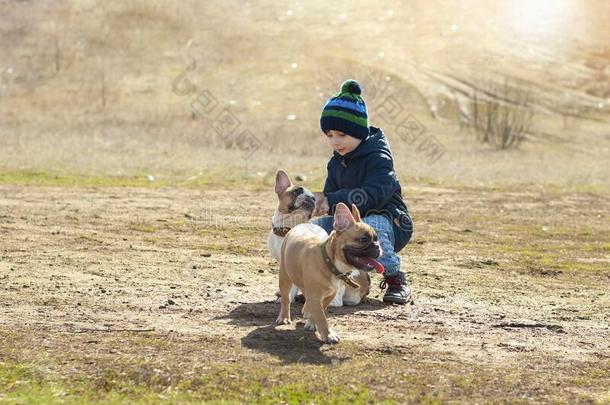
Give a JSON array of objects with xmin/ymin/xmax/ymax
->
[
  {"xmin": 333, "ymin": 203, "xmax": 355, "ymax": 231},
  {"xmin": 351, "ymin": 204, "xmax": 362, "ymax": 222},
  {"xmin": 275, "ymin": 169, "xmax": 292, "ymax": 195}
]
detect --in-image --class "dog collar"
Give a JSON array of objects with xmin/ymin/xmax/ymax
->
[
  {"xmin": 272, "ymin": 225, "xmax": 291, "ymax": 237},
  {"xmin": 320, "ymin": 238, "xmax": 359, "ymax": 289}
]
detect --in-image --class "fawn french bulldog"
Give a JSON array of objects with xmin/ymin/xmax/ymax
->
[
  {"xmin": 276, "ymin": 203, "xmax": 384, "ymax": 343},
  {"xmin": 267, "ymin": 170, "xmax": 370, "ymax": 306}
]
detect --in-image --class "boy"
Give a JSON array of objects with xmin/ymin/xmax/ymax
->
[{"xmin": 312, "ymin": 79, "xmax": 414, "ymax": 304}]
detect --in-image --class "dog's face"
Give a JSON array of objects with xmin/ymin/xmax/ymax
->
[
  {"xmin": 332, "ymin": 203, "xmax": 384, "ymax": 273},
  {"xmin": 274, "ymin": 170, "xmax": 316, "ymax": 223}
]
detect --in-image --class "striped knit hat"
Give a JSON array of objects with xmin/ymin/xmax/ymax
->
[{"xmin": 320, "ymin": 79, "xmax": 369, "ymax": 140}]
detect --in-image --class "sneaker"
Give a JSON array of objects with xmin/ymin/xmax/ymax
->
[{"xmin": 380, "ymin": 272, "xmax": 412, "ymax": 304}]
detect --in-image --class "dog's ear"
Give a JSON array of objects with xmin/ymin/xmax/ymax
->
[
  {"xmin": 351, "ymin": 204, "xmax": 362, "ymax": 222},
  {"xmin": 275, "ymin": 170, "xmax": 292, "ymax": 195},
  {"xmin": 333, "ymin": 203, "xmax": 355, "ymax": 231}
]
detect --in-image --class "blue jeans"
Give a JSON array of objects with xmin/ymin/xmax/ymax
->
[{"xmin": 311, "ymin": 214, "xmax": 401, "ymax": 276}]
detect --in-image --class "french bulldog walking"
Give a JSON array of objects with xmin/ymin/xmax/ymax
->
[{"xmin": 276, "ymin": 202, "xmax": 384, "ymax": 343}]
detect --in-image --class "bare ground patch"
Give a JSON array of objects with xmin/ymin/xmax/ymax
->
[{"xmin": 0, "ymin": 184, "xmax": 609, "ymax": 403}]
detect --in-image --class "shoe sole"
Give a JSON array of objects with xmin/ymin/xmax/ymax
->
[{"xmin": 383, "ymin": 294, "xmax": 412, "ymax": 305}]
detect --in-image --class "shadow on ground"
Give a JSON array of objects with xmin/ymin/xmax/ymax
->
[
  {"xmin": 242, "ymin": 324, "xmax": 336, "ymax": 364},
  {"xmin": 218, "ymin": 298, "xmax": 387, "ymax": 327},
  {"xmin": 217, "ymin": 298, "xmax": 387, "ymax": 364}
]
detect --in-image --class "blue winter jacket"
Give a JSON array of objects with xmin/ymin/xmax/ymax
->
[{"xmin": 323, "ymin": 126, "xmax": 413, "ymax": 252}]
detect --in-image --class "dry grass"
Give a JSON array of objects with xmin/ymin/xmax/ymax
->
[
  {"xmin": 1, "ymin": 0, "xmax": 609, "ymax": 187},
  {"xmin": 469, "ymin": 78, "xmax": 533, "ymax": 149}
]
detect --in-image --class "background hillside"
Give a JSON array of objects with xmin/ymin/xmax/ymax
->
[{"xmin": 1, "ymin": 0, "xmax": 608, "ymax": 187}]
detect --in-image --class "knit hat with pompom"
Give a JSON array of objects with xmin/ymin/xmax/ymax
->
[{"xmin": 320, "ymin": 79, "xmax": 369, "ymax": 140}]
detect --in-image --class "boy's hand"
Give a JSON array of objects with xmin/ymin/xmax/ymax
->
[{"xmin": 313, "ymin": 192, "xmax": 329, "ymax": 216}]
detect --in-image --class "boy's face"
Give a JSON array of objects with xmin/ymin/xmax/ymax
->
[{"xmin": 325, "ymin": 130, "xmax": 362, "ymax": 156}]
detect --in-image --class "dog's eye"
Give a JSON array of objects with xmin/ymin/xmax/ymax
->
[
  {"xmin": 292, "ymin": 187, "xmax": 304, "ymax": 196},
  {"xmin": 372, "ymin": 234, "xmax": 378, "ymax": 242},
  {"xmin": 357, "ymin": 236, "xmax": 371, "ymax": 243}
]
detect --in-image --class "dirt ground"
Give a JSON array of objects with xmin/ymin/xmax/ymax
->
[{"xmin": 0, "ymin": 183, "xmax": 608, "ymax": 403}]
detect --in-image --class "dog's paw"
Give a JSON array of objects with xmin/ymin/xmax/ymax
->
[
  {"xmin": 275, "ymin": 316, "xmax": 291, "ymax": 325},
  {"xmin": 303, "ymin": 319, "xmax": 316, "ymax": 331},
  {"xmin": 327, "ymin": 300, "xmax": 344, "ymax": 308},
  {"xmin": 325, "ymin": 330, "xmax": 341, "ymax": 344},
  {"xmin": 342, "ymin": 297, "xmax": 361, "ymax": 306}
]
